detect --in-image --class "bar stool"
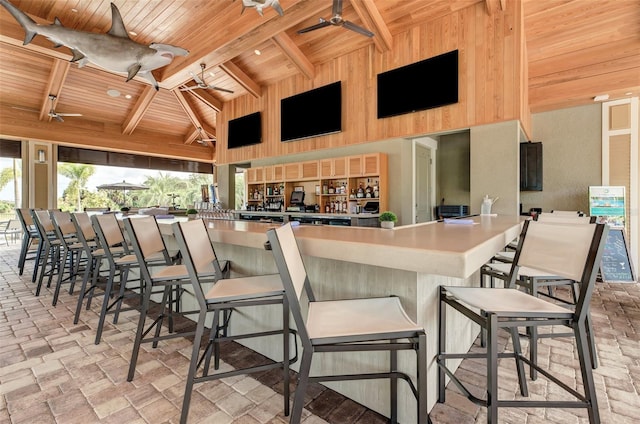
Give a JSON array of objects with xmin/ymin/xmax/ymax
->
[
  {"xmin": 480, "ymin": 214, "xmax": 599, "ymax": 374},
  {"xmin": 88, "ymin": 213, "xmax": 140, "ymax": 344},
  {"xmin": 31, "ymin": 209, "xmax": 62, "ymax": 296},
  {"xmin": 172, "ymin": 219, "xmax": 297, "ymax": 424},
  {"xmin": 50, "ymin": 210, "xmax": 86, "ymax": 306},
  {"xmin": 123, "ymin": 215, "xmax": 198, "ymax": 382},
  {"xmin": 437, "ymin": 220, "xmax": 608, "ymax": 423},
  {"xmin": 267, "ymin": 222, "xmax": 429, "ymax": 424},
  {"xmin": 15, "ymin": 208, "xmax": 38, "ymax": 276}
]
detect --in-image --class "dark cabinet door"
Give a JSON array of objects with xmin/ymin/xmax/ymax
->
[{"xmin": 520, "ymin": 142, "xmax": 543, "ymax": 191}]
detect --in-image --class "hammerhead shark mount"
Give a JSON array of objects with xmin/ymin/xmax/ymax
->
[{"xmin": 0, "ymin": 0, "xmax": 189, "ymax": 90}]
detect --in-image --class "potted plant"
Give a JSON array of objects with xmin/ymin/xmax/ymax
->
[
  {"xmin": 379, "ymin": 211, "xmax": 397, "ymax": 229},
  {"xmin": 120, "ymin": 206, "xmax": 130, "ymax": 215},
  {"xmin": 186, "ymin": 208, "xmax": 198, "ymax": 220}
]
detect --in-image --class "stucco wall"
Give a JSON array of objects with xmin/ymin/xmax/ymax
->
[{"xmin": 521, "ymin": 104, "xmax": 602, "ymax": 213}]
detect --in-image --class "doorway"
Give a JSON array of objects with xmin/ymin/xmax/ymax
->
[{"xmin": 414, "ymin": 139, "xmax": 436, "ymax": 223}]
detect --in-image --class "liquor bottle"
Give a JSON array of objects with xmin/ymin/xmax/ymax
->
[
  {"xmin": 357, "ymin": 183, "xmax": 364, "ymax": 198},
  {"xmin": 329, "ymin": 182, "xmax": 335, "ymax": 194},
  {"xmin": 365, "ymin": 179, "xmax": 372, "ymax": 198},
  {"xmin": 342, "ymin": 199, "xmax": 347, "ymax": 213},
  {"xmin": 341, "ymin": 181, "xmax": 346, "ymax": 194},
  {"xmin": 373, "ymin": 180, "xmax": 379, "ymax": 198}
]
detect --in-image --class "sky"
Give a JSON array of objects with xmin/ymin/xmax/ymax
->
[{"xmin": 0, "ymin": 157, "xmax": 192, "ymax": 202}]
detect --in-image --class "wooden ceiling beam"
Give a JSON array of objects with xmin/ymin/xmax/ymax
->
[
  {"xmin": 350, "ymin": 0, "xmax": 392, "ymax": 53},
  {"xmin": 172, "ymin": 89, "xmax": 205, "ymax": 145},
  {"xmin": 219, "ymin": 61, "xmax": 262, "ymax": 98},
  {"xmin": 158, "ymin": 0, "xmax": 328, "ymax": 89},
  {"xmin": 271, "ymin": 33, "xmax": 314, "ymax": 79},
  {"xmin": 40, "ymin": 59, "xmax": 70, "ymax": 121},
  {"xmin": 121, "ymin": 86, "xmax": 158, "ymax": 135}
]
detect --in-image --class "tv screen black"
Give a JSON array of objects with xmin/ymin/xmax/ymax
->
[
  {"xmin": 228, "ymin": 111, "xmax": 262, "ymax": 149},
  {"xmin": 377, "ymin": 50, "xmax": 458, "ymax": 119},
  {"xmin": 281, "ymin": 81, "xmax": 342, "ymax": 142}
]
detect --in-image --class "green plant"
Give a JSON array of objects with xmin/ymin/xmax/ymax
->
[
  {"xmin": 186, "ymin": 208, "xmax": 198, "ymax": 215},
  {"xmin": 379, "ymin": 211, "xmax": 397, "ymax": 222}
]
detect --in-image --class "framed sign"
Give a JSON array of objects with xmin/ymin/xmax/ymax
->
[
  {"xmin": 600, "ymin": 229, "xmax": 636, "ymax": 283},
  {"xmin": 589, "ymin": 186, "xmax": 625, "ymax": 228}
]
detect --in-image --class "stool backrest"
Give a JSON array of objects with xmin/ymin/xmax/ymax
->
[
  {"xmin": 536, "ymin": 214, "xmax": 595, "ymax": 224},
  {"xmin": 72, "ymin": 212, "xmax": 96, "ymax": 241},
  {"xmin": 510, "ymin": 220, "xmax": 608, "ymax": 319},
  {"xmin": 267, "ymin": 223, "xmax": 315, "ymax": 343},
  {"xmin": 50, "ymin": 210, "xmax": 77, "ymax": 240},
  {"xmin": 124, "ymin": 216, "xmax": 168, "ymax": 261},
  {"xmin": 31, "ymin": 209, "xmax": 55, "ymax": 238},
  {"xmin": 91, "ymin": 213, "xmax": 125, "ymax": 249},
  {"xmin": 171, "ymin": 219, "xmax": 226, "ymax": 309}
]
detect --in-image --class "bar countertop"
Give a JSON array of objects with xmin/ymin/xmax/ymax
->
[{"xmin": 198, "ymin": 215, "xmax": 524, "ymax": 279}]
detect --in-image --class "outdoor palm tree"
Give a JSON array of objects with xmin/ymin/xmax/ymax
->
[
  {"xmin": 141, "ymin": 172, "xmax": 186, "ymax": 207},
  {"xmin": 58, "ymin": 163, "xmax": 95, "ymax": 211}
]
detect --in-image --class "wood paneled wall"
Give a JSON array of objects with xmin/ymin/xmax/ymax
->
[{"xmin": 218, "ymin": 1, "xmax": 530, "ymax": 165}]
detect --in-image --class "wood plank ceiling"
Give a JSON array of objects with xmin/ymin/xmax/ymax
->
[{"xmin": 0, "ymin": 0, "xmax": 638, "ymax": 162}]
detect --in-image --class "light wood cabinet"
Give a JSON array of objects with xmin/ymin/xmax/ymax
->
[
  {"xmin": 246, "ymin": 167, "xmax": 263, "ymax": 183},
  {"xmin": 348, "ymin": 153, "xmax": 382, "ymax": 176},
  {"xmin": 244, "ymin": 153, "xmax": 387, "ymax": 214},
  {"xmin": 264, "ymin": 164, "xmax": 284, "ymax": 182},
  {"xmin": 320, "ymin": 157, "xmax": 347, "ymax": 178}
]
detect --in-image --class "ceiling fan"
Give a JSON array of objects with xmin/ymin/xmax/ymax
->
[
  {"xmin": 180, "ymin": 63, "xmax": 235, "ymax": 94},
  {"xmin": 297, "ymin": 0, "xmax": 374, "ymax": 38},
  {"xmin": 195, "ymin": 127, "xmax": 216, "ymax": 146},
  {"xmin": 47, "ymin": 94, "xmax": 83, "ymax": 122}
]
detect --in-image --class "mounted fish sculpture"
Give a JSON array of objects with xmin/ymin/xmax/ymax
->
[
  {"xmin": 0, "ymin": 0, "xmax": 188, "ymax": 90},
  {"xmin": 238, "ymin": 0, "xmax": 284, "ymax": 17}
]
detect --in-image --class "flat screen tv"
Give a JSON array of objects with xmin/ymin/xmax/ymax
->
[
  {"xmin": 281, "ymin": 81, "xmax": 342, "ymax": 142},
  {"xmin": 377, "ymin": 50, "xmax": 458, "ymax": 119},
  {"xmin": 227, "ymin": 111, "xmax": 262, "ymax": 149}
]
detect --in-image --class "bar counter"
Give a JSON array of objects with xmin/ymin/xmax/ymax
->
[{"xmin": 159, "ymin": 215, "xmax": 524, "ymax": 422}]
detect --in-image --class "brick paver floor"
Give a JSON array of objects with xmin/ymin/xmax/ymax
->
[{"xmin": 1, "ymin": 242, "xmax": 639, "ymax": 423}]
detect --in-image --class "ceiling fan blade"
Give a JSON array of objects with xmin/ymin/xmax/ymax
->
[
  {"xmin": 57, "ymin": 113, "xmax": 83, "ymax": 117},
  {"xmin": 298, "ymin": 19, "xmax": 331, "ymax": 34},
  {"xmin": 190, "ymin": 71, "xmax": 206, "ymax": 86},
  {"xmin": 333, "ymin": 0, "xmax": 343, "ymax": 16},
  {"xmin": 208, "ymin": 86, "xmax": 234, "ymax": 94},
  {"xmin": 53, "ymin": 115, "xmax": 64, "ymax": 122},
  {"xmin": 180, "ymin": 86, "xmax": 198, "ymax": 92},
  {"xmin": 342, "ymin": 20, "xmax": 374, "ymax": 37}
]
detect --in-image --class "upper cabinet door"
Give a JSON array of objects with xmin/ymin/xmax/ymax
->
[
  {"xmin": 348, "ymin": 153, "xmax": 381, "ymax": 176},
  {"xmin": 320, "ymin": 157, "xmax": 347, "ymax": 178},
  {"xmin": 247, "ymin": 167, "xmax": 263, "ymax": 183}
]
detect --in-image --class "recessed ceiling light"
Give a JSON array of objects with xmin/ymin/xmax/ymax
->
[
  {"xmin": 593, "ymin": 94, "xmax": 609, "ymax": 102},
  {"xmin": 71, "ymin": 8, "xmax": 78, "ymax": 13},
  {"xmin": 129, "ymin": 31, "xmax": 137, "ymax": 36},
  {"xmin": 106, "ymin": 89, "xmax": 121, "ymax": 97},
  {"xmin": 124, "ymin": 94, "xmax": 132, "ymax": 99},
  {"xmin": 254, "ymin": 49, "xmax": 261, "ymax": 55},
  {"xmin": 625, "ymin": 92, "xmax": 633, "ymax": 96},
  {"xmin": 208, "ymin": 72, "xmax": 215, "ymax": 78}
]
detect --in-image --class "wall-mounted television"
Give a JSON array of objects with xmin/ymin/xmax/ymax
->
[
  {"xmin": 281, "ymin": 81, "xmax": 342, "ymax": 142},
  {"xmin": 377, "ymin": 50, "xmax": 458, "ymax": 119},
  {"xmin": 227, "ymin": 111, "xmax": 262, "ymax": 149}
]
